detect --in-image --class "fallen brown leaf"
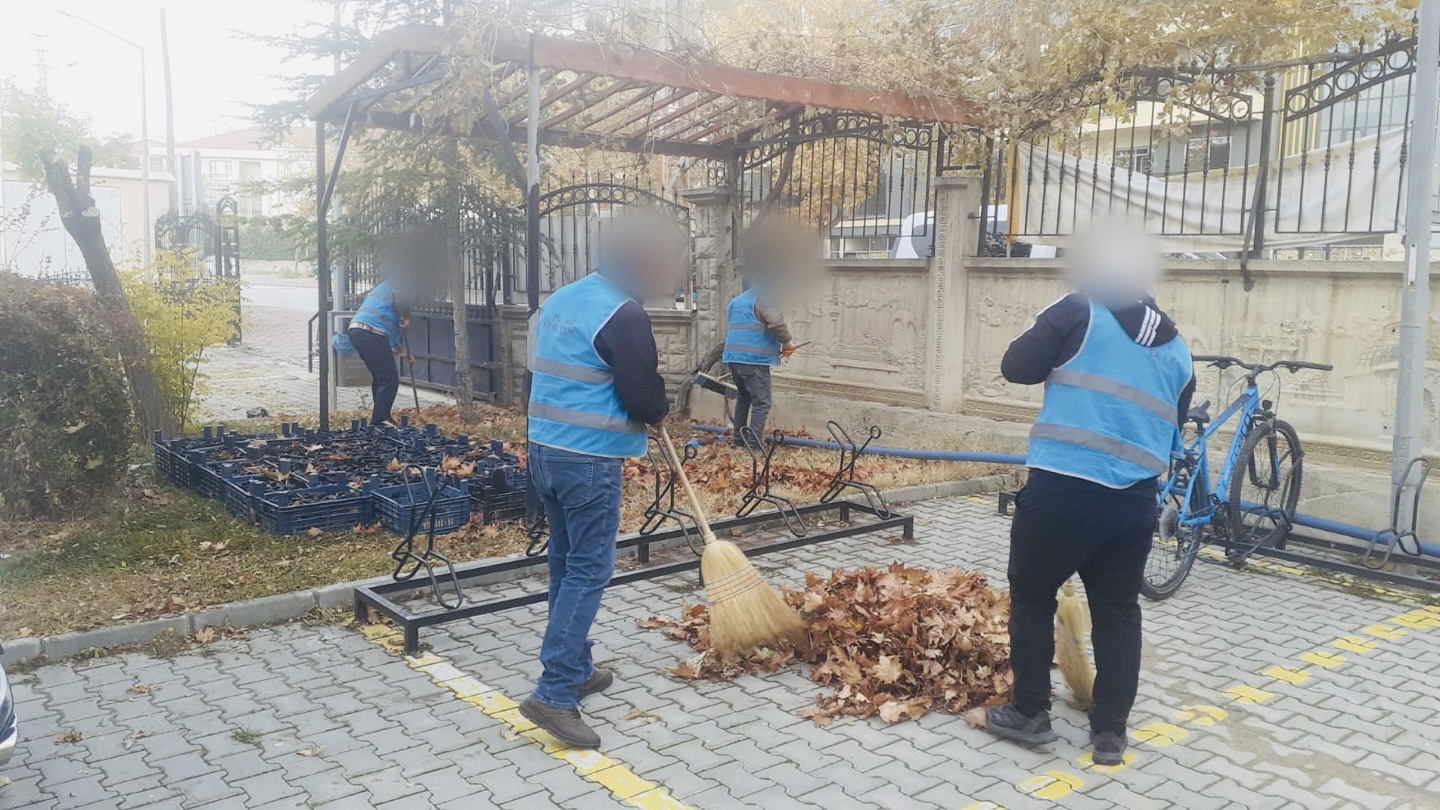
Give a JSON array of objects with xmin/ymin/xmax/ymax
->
[
  {"xmin": 55, "ymin": 730, "xmax": 84, "ymax": 744},
  {"xmin": 622, "ymin": 709, "xmax": 660, "ymax": 724}
]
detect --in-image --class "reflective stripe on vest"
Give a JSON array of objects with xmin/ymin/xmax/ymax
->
[
  {"xmin": 527, "ymin": 272, "xmax": 649, "ymax": 458},
  {"xmin": 722, "ymin": 288, "xmax": 782, "ymax": 365},
  {"xmin": 1026, "ymin": 298, "xmax": 1192, "ymax": 488},
  {"xmin": 1029, "ymin": 423, "xmax": 1168, "ymax": 477}
]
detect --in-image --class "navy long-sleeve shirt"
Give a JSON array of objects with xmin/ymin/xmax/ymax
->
[{"xmin": 593, "ymin": 301, "xmax": 670, "ymax": 425}]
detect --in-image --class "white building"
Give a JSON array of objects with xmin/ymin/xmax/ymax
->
[
  {"xmin": 174, "ymin": 126, "xmax": 313, "ymax": 219},
  {"xmin": 1, "ymin": 160, "xmax": 173, "ymax": 277}
]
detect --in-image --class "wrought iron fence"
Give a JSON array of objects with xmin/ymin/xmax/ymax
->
[
  {"xmin": 521, "ymin": 179, "xmax": 690, "ymax": 297},
  {"xmin": 735, "ymin": 113, "xmax": 947, "ymax": 260},
  {"xmin": 983, "ymin": 39, "xmax": 1418, "ymax": 256}
]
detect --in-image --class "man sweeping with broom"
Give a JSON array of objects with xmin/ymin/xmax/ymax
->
[
  {"xmin": 519, "ymin": 214, "xmax": 682, "ymax": 749},
  {"xmin": 984, "ymin": 223, "xmax": 1194, "ymax": 766}
]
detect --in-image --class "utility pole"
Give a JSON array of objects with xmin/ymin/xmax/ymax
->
[
  {"xmin": 59, "ymin": 12, "xmax": 152, "ymax": 270},
  {"xmin": 161, "ymin": 9, "xmax": 178, "ymax": 218},
  {"xmin": 1394, "ymin": 3, "xmax": 1438, "ymax": 534}
]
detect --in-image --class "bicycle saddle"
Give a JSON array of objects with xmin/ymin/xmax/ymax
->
[{"xmin": 1187, "ymin": 400, "xmax": 1212, "ymax": 426}]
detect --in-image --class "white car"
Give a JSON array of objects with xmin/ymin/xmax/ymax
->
[{"xmin": 0, "ymin": 658, "xmax": 15, "ymax": 766}]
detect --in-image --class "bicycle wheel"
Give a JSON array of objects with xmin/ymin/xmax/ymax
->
[
  {"xmin": 1226, "ymin": 419, "xmax": 1303, "ymax": 560},
  {"xmin": 1143, "ymin": 490, "xmax": 1203, "ymax": 601}
]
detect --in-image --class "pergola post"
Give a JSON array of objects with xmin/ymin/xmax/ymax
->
[
  {"xmin": 681, "ymin": 184, "xmax": 738, "ymax": 366},
  {"xmin": 315, "ymin": 122, "xmax": 331, "ymax": 431}
]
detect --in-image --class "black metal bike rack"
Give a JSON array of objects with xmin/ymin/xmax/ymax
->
[
  {"xmin": 819, "ymin": 421, "xmax": 893, "ymax": 518},
  {"xmin": 737, "ymin": 428, "xmax": 807, "ymax": 537},
  {"xmin": 355, "ymin": 498, "xmax": 914, "ymax": 654},
  {"xmin": 638, "ymin": 436, "xmax": 703, "ymax": 558},
  {"xmin": 388, "ymin": 473, "xmax": 465, "ymax": 609}
]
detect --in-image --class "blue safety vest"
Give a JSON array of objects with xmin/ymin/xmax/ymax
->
[
  {"xmin": 722, "ymin": 288, "xmax": 781, "ymax": 366},
  {"xmin": 527, "ymin": 273, "xmax": 648, "ymax": 458},
  {"xmin": 351, "ymin": 280, "xmax": 404, "ymax": 351},
  {"xmin": 1026, "ymin": 299, "xmax": 1192, "ymax": 488}
]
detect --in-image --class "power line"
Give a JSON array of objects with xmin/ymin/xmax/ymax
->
[{"xmin": 33, "ymin": 33, "xmax": 53, "ymax": 92}]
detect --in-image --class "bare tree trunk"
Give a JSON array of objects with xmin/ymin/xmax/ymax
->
[
  {"xmin": 444, "ymin": 143, "xmax": 476, "ymax": 420},
  {"xmin": 43, "ymin": 147, "xmax": 175, "ymax": 436}
]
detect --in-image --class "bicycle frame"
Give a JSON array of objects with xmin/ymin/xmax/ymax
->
[{"xmin": 1160, "ymin": 379, "xmax": 1266, "ymax": 536}]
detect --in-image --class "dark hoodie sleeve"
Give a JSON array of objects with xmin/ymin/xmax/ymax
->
[
  {"xmin": 593, "ymin": 301, "xmax": 670, "ymax": 425},
  {"xmin": 1001, "ymin": 293, "xmax": 1090, "ymax": 385}
]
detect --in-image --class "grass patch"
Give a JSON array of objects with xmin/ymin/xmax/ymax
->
[
  {"xmin": 0, "ymin": 405, "xmax": 1014, "ymax": 639},
  {"xmin": 231, "ymin": 728, "xmax": 264, "ymax": 746}
]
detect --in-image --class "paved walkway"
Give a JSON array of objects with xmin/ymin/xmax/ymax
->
[
  {"xmin": 195, "ymin": 302, "xmax": 448, "ymax": 425},
  {"xmin": 3, "ymin": 496, "xmax": 1439, "ymax": 809}
]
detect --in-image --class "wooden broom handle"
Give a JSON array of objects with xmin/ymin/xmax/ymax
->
[{"xmin": 658, "ymin": 425, "xmax": 718, "ymax": 545}]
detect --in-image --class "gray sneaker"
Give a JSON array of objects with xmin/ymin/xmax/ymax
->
[
  {"xmin": 985, "ymin": 704, "xmax": 1058, "ymax": 748},
  {"xmin": 1091, "ymin": 730, "xmax": 1128, "ymax": 766},
  {"xmin": 579, "ymin": 668, "xmax": 614, "ymax": 699},
  {"xmin": 519, "ymin": 697, "xmax": 601, "ymax": 748}
]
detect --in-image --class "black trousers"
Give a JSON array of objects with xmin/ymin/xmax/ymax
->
[
  {"xmin": 1007, "ymin": 472, "xmax": 1155, "ymax": 734},
  {"xmin": 349, "ymin": 327, "xmax": 399, "ymax": 425},
  {"xmin": 729, "ymin": 363, "xmax": 773, "ymax": 441}
]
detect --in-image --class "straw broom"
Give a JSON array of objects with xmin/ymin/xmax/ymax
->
[
  {"xmin": 1055, "ymin": 578, "xmax": 1095, "ymax": 709},
  {"xmin": 658, "ymin": 425, "xmax": 805, "ymax": 658}
]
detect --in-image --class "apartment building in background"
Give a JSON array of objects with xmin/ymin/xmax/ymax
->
[{"xmin": 174, "ymin": 126, "xmax": 313, "ymax": 219}]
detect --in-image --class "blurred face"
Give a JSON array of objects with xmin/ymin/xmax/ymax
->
[
  {"xmin": 1065, "ymin": 220, "xmax": 1161, "ymax": 305},
  {"xmin": 627, "ymin": 237, "xmax": 685, "ymax": 300}
]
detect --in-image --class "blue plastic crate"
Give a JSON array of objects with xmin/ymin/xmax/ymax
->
[
  {"xmin": 373, "ymin": 478, "xmax": 471, "ymax": 536},
  {"xmin": 221, "ymin": 474, "xmax": 261, "ymax": 518},
  {"xmin": 253, "ymin": 485, "xmax": 373, "ymax": 536},
  {"xmin": 153, "ymin": 440, "xmax": 198, "ymax": 488},
  {"xmin": 475, "ymin": 486, "xmax": 527, "ymax": 525}
]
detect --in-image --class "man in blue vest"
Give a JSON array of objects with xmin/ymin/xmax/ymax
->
[
  {"xmin": 520, "ymin": 214, "xmax": 681, "ymax": 748},
  {"xmin": 723, "ymin": 274, "xmax": 793, "ymax": 445},
  {"xmin": 984, "ymin": 229, "xmax": 1195, "ymax": 766},
  {"xmin": 348, "ymin": 274, "xmax": 414, "ymax": 426}
]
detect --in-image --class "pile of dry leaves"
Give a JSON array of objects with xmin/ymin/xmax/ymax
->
[{"xmin": 641, "ymin": 563, "xmax": 1013, "ymax": 724}]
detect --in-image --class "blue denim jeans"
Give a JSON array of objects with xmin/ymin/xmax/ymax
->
[{"xmin": 528, "ymin": 443, "xmax": 623, "ymax": 709}]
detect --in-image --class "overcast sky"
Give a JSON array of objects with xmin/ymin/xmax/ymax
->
[{"xmin": 1, "ymin": 1, "xmax": 334, "ymax": 143}]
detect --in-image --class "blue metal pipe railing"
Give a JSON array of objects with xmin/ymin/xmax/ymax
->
[{"xmin": 691, "ymin": 423, "xmax": 1435, "ymax": 558}]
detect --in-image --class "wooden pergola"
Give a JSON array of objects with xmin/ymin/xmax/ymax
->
[{"xmin": 305, "ymin": 23, "xmax": 979, "ymax": 425}]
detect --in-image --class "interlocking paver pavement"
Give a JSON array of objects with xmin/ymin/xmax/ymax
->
[{"xmin": 3, "ymin": 495, "xmax": 1439, "ymax": 809}]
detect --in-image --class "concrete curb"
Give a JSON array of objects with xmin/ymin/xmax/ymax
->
[{"xmin": 0, "ymin": 476, "xmax": 1014, "ymax": 667}]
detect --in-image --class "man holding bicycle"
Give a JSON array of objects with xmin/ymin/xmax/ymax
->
[{"xmin": 985, "ymin": 228, "xmax": 1195, "ymax": 766}]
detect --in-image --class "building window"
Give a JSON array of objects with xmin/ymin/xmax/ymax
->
[
  {"xmin": 205, "ymin": 160, "xmax": 232, "ymax": 180},
  {"xmin": 1114, "ymin": 146, "xmax": 1154, "ymax": 175},
  {"xmin": 1186, "ymin": 135, "xmax": 1231, "ymax": 171}
]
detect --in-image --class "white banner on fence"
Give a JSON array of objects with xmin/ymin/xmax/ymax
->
[{"xmin": 1014, "ymin": 128, "xmax": 1408, "ymax": 252}]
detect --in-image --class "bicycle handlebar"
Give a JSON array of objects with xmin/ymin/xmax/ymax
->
[{"xmin": 1191, "ymin": 355, "xmax": 1333, "ymax": 375}]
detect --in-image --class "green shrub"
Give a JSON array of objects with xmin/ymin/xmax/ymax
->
[
  {"xmin": 123, "ymin": 248, "xmax": 240, "ymax": 429},
  {"xmin": 0, "ymin": 274, "xmax": 133, "ymax": 517}
]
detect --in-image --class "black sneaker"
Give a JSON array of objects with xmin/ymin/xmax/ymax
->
[
  {"xmin": 579, "ymin": 668, "xmax": 614, "ymax": 699},
  {"xmin": 985, "ymin": 704, "xmax": 1058, "ymax": 748},
  {"xmin": 519, "ymin": 697, "xmax": 601, "ymax": 748},
  {"xmin": 1091, "ymin": 730, "xmax": 1128, "ymax": 766}
]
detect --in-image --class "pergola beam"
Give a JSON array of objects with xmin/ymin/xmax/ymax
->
[{"xmin": 486, "ymin": 27, "xmax": 980, "ymax": 127}]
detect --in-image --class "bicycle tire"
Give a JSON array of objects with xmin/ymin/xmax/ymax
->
[
  {"xmin": 1143, "ymin": 490, "xmax": 1203, "ymax": 601},
  {"xmin": 1226, "ymin": 419, "xmax": 1303, "ymax": 560}
]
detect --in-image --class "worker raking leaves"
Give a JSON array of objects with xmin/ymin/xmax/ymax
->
[
  {"xmin": 519, "ymin": 212, "xmax": 682, "ymax": 749},
  {"xmin": 982, "ymin": 220, "xmax": 1195, "ymax": 766}
]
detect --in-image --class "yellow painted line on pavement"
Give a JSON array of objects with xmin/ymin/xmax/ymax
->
[
  {"xmin": 1262, "ymin": 665, "xmax": 1312, "ymax": 686},
  {"xmin": 360, "ymin": 624, "xmax": 692, "ymax": 810},
  {"xmin": 1299, "ymin": 650, "xmax": 1346, "ymax": 669},
  {"xmin": 1131, "ymin": 722, "xmax": 1189, "ymax": 747},
  {"xmin": 1019, "ymin": 771, "xmax": 1084, "ymax": 800},
  {"xmin": 1361, "ymin": 623, "xmax": 1408, "ymax": 640},
  {"xmin": 1392, "ymin": 607, "xmax": 1440, "ymax": 630},
  {"xmin": 961, "ymin": 803, "xmax": 1007, "ymax": 810},
  {"xmin": 1174, "ymin": 705, "xmax": 1228, "ymax": 727},
  {"xmin": 1331, "ymin": 635, "xmax": 1379, "ymax": 654},
  {"xmin": 1223, "ymin": 684, "xmax": 1275, "ymax": 705}
]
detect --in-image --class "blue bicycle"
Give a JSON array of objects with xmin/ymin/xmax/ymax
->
[{"xmin": 1142, "ymin": 355, "xmax": 1333, "ymax": 600}]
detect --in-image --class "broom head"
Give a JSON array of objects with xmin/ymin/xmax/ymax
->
[
  {"xmin": 1055, "ymin": 578, "xmax": 1096, "ymax": 709},
  {"xmin": 702, "ymin": 539, "xmax": 805, "ymax": 658}
]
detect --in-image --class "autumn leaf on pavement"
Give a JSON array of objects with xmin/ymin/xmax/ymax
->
[{"xmin": 874, "ymin": 655, "xmax": 903, "ymax": 684}]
